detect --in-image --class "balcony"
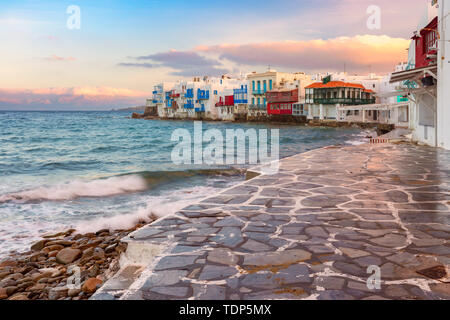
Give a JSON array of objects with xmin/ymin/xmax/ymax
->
[
  {"xmin": 266, "ymin": 91, "xmax": 298, "ymax": 104},
  {"xmin": 197, "ymin": 89, "xmax": 210, "ymax": 100},
  {"xmin": 184, "ymin": 100, "xmax": 194, "ymax": 109},
  {"xmin": 252, "ymin": 89, "xmax": 266, "ymax": 95},
  {"xmin": 195, "ymin": 105, "xmax": 205, "ymax": 112},
  {"xmin": 234, "ymin": 99, "xmax": 248, "ymax": 104},
  {"xmin": 313, "ymin": 98, "xmax": 376, "ymax": 105},
  {"xmin": 248, "ymin": 104, "xmax": 266, "ymax": 110},
  {"xmin": 185, "ymin": 89, "xmax": 194, "ymax": 98}
]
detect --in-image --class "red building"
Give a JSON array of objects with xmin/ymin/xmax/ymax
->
[
  {"xmin": 412, "ymin": 16, "xmax": 438, "ymax": 69},
  {"xmin": 215, "ymin": 95, "xmax": 234, "ymax": 107},
  {"xmin": 266, "ymin": 88, "xmax": 298, "ymax": 115}
]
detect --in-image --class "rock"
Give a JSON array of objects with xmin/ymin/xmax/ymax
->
[
  {"xmin": 8, "ymin": 293, "xmax": 29, "ymax": 300},
  {"xmin": 0, "ymin": 272, "xmax": 11, "ymax": 280},
  {"xmin": 0, "ymin": 260, "xmax": 17, "ymax": 268},
  {"xmin": 48, "ymin": 287, "xmax": 68, "ymax": 300},
  {"xmin": 68, "ymin": 288, "xmax": 81, "ymax": 297},
  {"xmin": 45, "ymin": 244, "xmax": 64, "ymax": 252},
  {"xmin": 29, "ymin": 283, "xmax": 47, "ymax": 292},
  {"xmin": 93, "ymin": 248, "xmax": 105, "ymax": 260},
  {"xmin": 31, "ymin": 240, "xmax": 46, "ymax": 251},
  {"xmin": 17, "ymin": 281, "xmax": 34, "ymax": 290},
  {"xmin": 48, "ymin": 250, "xmax": 59, "ymax": 258},
  {"xmin": 105, "ymin": 244, "xmax": 117, "ymax": 254},
  {"xmin": 0, "ymin": 288, "xmax": 7, "ymax": 299},
  {"xmin": 45, "ymin": 240, "xmax": 74, "ymax": 247},
  {"xmin": 56, "ymin": 248, "xmax": 81, "ymax": 265},
  {"xmin": 82, "ymin": 278, "xmax": 102, "ymax": 293},
  {"xmin": 4, "ymin": 286, "xmax": 18, "ymax": 296}
]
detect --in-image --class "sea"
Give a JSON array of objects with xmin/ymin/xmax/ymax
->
[{"xmin": 0, "ymin": 111, "xmax": 372, "ymax": 257}]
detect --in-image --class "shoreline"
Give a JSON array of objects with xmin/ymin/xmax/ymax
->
[
  {"xmin": 0, "ymin": 126, "xmax": 382, "ymax": 300},
  {"xmin": 0, "ymin": 219, "xmax": 154, "ymax": 300}
]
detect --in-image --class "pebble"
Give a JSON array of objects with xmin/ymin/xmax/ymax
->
[{"xmin": 0, "ymin": 221, "xmax": 148, "ymax": 300}]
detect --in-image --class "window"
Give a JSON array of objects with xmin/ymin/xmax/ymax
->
[
  {"xmin": 355, "ymin": 110, "xmax": 359, "ymax": 116},
  {"xmin": 252, "ymin": 81, "xmax": 255, "ymax": 91},
  {"xmin": 269, "ymin": 79, "xmax": 273, "ymax": 90},
  {"xmin": 263, "ymin": 80, "xmax": 267, "ymax": 93},
  {"xmin": 425, "ymin": 30, "xmax": 437, "ymax": 53},
  {"xmin": 252, "ymin": 98, "xmax": 255, "ymax": 105}
]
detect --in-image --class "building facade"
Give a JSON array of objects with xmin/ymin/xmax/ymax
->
[{"xmin": 305, "ymin": 79, "xmax": 376, "ymax": 120}]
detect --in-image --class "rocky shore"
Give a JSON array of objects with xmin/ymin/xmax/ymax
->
[{"xmin": 0, "ymin": 219, "xmax": 153, "ymax": 300}]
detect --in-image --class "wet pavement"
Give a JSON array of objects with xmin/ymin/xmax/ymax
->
[{"xmin": 93, "ymin": 143, "xmax": 450, "ymax": 300}]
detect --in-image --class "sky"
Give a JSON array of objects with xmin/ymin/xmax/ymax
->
[{"xmin": 0, "ymin": 0, "xmax": 430, "ymax": 110}]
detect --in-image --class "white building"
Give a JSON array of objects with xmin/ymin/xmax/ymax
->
[
  {"xmin": 247, "ymin": 71, "xmax": 312, "ymax": 118},
  {"xmin": 437, "ymin": 0, "xmax": 450, "ymax": 149},
  {"xmin": 388, "ymin": 1, "xmax": 439, "ymax": 147}
]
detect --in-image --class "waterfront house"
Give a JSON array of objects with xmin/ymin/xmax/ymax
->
[
  {"xmin": 387, "ymin": 1, "xmax": 442, "ymax": 147},
  {"xmin": 305, "ymin": 78, "xmax": 376, "ymax": 120},
  {"xmin": 247, "ymin": 71, "xmax": 311, "ymax": 119},
  {"xmin": 266, "ymin": 88, "xmax": 299, "ymax": 116},
  {"xmin": 233, "ymin": 84, "xmax": 249, "ymax": 119}
]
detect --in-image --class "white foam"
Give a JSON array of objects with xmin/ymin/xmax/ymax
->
[
  {"xmin": 0, "ymin": 175, "xmax": 148, "ymax": 203},
  {"xmin": 73, "ymin": 185, "xmax": 222, "ymax": 233}
]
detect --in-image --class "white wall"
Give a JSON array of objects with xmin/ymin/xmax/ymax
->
[{"xmin": 437, "ymin": 0, "xmax": 450, "ymax": 149}]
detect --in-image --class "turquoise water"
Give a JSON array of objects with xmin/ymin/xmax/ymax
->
[{"xmin": 0, "ymin": 111, "xmax": 369, "ymax": 257}]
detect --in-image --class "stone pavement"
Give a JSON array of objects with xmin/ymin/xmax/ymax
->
[{"xmin": 93, "ymin": 143, "xmax": 450, "ymax": 300}]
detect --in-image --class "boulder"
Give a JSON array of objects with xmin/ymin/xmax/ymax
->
[
  {"xmin": 82, "ymin": 278, "xmax": 102, "ymax": 293},
  {"xmin": 31, "ymin": 240, "xmax": 46, "ymax": 251},
  {"xmin": 56, "ymin": 248, "xmax": 81, "ymax": 265}
]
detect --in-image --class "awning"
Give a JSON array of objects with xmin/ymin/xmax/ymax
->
[{"xmin": 389, "ymin": 65, "xmax": 437, "ymax": 83}]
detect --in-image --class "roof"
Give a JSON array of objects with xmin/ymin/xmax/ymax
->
[
  {"xmin": 389, "ymin": 65, "xmax": 437, "ymax": 84},
  {"xmin": 305, "ymin": 81, "xmax": 366, "ymax": 90}
]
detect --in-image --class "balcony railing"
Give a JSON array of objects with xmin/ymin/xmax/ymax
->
[
  {"xmin": 185, "ymin": 89, "xmax": 194, "ymax": 98},
  {"xmin": 184, "ymin": 101, "xmax": 194, "ymax": 109},
  {"xmin": 234, "ymin": 99, "xmax": 248, "ymax": 104},
  {"xmin": 195, "ymin": 105, "xmax": 205, "ymax": 112},
  {"xmin": 252, "ymin": 89, "xmax": 266, "ymax": 95},
  {"xmin": 248, "ymin": 104, "xmax": 266, "ymax": 110},
  {"xmin": 313, "ymin": 98, "xmax": 376, "ymax": 105},
  {"xmin": 197, "ymin": 90, "xmax": 210, "ymax": 100}
]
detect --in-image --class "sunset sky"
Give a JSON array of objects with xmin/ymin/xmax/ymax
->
[{"xmin": 0, "ymin": 0, "xmax": 428, "ymax": 109}]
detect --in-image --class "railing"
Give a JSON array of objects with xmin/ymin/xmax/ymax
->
[
  {"xmin": 197, "ymin": 90, "xmax": 210, "ymax": 100},
  {"xmin": 234, "ymin": 99, "xmax": 248, "ymax": 104},
  {"xmin": 314, "ymin": 98, "xmax": 376, "ymax": 105},
  {"xmin": 294, "ymin": 110, "xmax": 309, "ymax": 116},
  {"xmin": 185, "ymin": 89, "xmax": 194, "ymax": 98},
  {"xmin": 248, "ymin": 104, "xmax": 266, "ymax": 110},
  {"xmin": 252, "ymin": 90, "xmax": 266, "ymax": 95},
  {"xmin": 184, "ymin": 101, "xmax": 194, "ymax": 109},
  {"xmin": 195, "ymin": 105, "xmax": 205, "ymax": 112}
]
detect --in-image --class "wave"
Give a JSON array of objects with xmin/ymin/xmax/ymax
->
[
  {"xmin": 0, "ymin": 175, "xmax": 148, "ymax": 203},
  {"xmin": 0, "ymin": 168, "xmax": 244, "ymax": 204},
  {"xmin": 73, "ymin": 190, "xmax": 205, "ymax": 233}
]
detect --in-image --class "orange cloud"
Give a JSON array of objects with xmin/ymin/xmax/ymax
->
[
  {"xmin": 196, "ymin": 35, "xmax": 410, "ymax": 73},
  {"xmin": 45, "ymin": 55, "xmax": 77, "ymax": 62},
  {"xmin": 0, "ymin": 87, "xmax": 149, "ymax": 110}
]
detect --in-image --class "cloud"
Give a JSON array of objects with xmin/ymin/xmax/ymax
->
[
  {"xmin": 118, "ymin": 62, "xmax": 155, "ymax": 68},
  {"xmin": 45, "ymin": 55, "xmax": 77, "ymax": 62},
  {"xmin": 196, "ymin": 35, "xmax": 410, "ymax": 73},
  {"xmin": 122, "ymin": 49, "xmax": 230, "ymax": 77},
  {"xmin": 0, "ymin": 87, "xmax": 149, "ymax": 110}
]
